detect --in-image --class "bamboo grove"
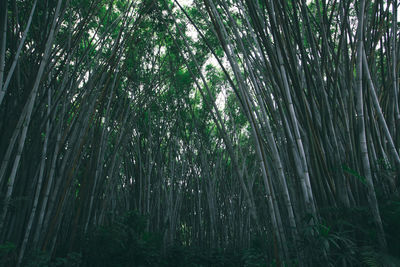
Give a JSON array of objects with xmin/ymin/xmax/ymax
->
[{"xmin": 0, "ymin": 0, "xmax": 399, "ymax": 266}]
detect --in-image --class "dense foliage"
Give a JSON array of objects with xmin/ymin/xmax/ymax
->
[{"xmin": 0, "ymin": 0, "xmax": 399, "ymax": 266}]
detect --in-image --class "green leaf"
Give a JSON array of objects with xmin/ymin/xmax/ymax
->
[{"xmin": 342, "ymin": 164, "xmax": 367, "ymax": 186}]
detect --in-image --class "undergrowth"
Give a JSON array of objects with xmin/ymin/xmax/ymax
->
[{"xmin": 1, "ymin": 197, "xmax": 399, "ymax": 267}]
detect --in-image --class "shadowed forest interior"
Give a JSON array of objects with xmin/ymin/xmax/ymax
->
[{"xmin": 0, "ymin": 0, "xmax": 400, "ymax": 266}]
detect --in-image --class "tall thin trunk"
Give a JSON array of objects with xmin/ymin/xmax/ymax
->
[
  {"xmin": 84, "ymin": 68, "xmax": 118, "ymax": 233},
  {"xmin": 0, "ymin": 0, "xmax": 37, "ymax": 106},
  {"xmin": 0, "ymin": 0, "xmax": 7, "ymax": 93},
  {"xmin": 362, "ymin": 49, "xmax": 400, "ymax": 171},
  {"xmin": 392, "ymin": 0, "xmax": 400, "ymax": 134},
  {"xmin": 0, "ymin": 0, "xmax": 63, "ymax": 234},
  {"xmin": 17, "ymin": 87, "xmax": 51, "ymax": 267},
  {"xmin": 355, "ymin": 0, "xmax": 387, "ymax": 250}
]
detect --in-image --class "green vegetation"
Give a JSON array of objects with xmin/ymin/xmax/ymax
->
[
  {"xmin": 0, "ymin": 0, "xmax": 399, "ymax": 266},
  {"xmin": 2, "ymin": 196, "xmax": 400, "ymax": 266}
]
